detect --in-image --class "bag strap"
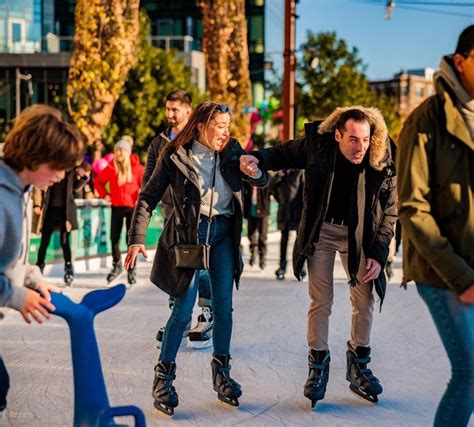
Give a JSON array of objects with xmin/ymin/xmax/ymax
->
[{"xmin": 204, "ymin": 151, "xmax": 218, "ymax": 246}]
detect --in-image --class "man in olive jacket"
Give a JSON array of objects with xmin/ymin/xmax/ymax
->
[
  {"xmin": 397, "ymin": 25, "xmax": 474, "ymax": 427},
  {"xmin": 240, "ymin": 107, "xmax": 397, "ymax": 406}
]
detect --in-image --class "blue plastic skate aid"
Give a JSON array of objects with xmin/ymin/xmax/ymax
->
[{"xmin": 49, "ymin": 285, "xmax": 146, "ymax": 427}]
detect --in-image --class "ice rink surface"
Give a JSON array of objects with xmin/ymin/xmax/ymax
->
[{"xmin": 1, "ymin": 235, "xmax": 467, "ymax": 426}]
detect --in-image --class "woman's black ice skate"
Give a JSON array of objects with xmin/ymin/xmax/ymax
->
[
  {"xmin": 304, "ymin": 349, "xmax": 330, "ymax": 409},
  {"xmin": 64, "ymin": 262, "xmax": 74, "ymax": 286},
  {"xmin": 211, "ymin": 354, "xmax": 242, "ymax": 407},
  {"xmin": 275, "ymin": 260, "xmax": 287, "ymax": 280},
  {"xmin": 346, "ymin": 342, "xmax": 383, "ymax": 403},
  {"xmin": 152, "ymin": 361, "xmax": 179, "ymax": 416}
]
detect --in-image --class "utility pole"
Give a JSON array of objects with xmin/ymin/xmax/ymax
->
[
  {"xmin": 282, "ymin": 0, "xmax": 296, "ymax": 142},
  {"xmin": 15, "ymin": 68, "xmax": 33, "ymax": 117}
]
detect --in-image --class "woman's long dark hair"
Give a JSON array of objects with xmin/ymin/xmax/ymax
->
[{"xmin": 157, "ymin": 101, "xmax": 231, "ymax": 164}]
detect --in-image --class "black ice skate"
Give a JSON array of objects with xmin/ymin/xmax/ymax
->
[
  {"xmin": 156, "ymin": 320, "xmax": 191, "ymax": 349},
  {"xmin": 64, "ymin": 262, "xmax": 74, "ymax": 286},
  {"xmin": 211, "ymin": 354, "xmax": 242, "ymax": 407},
  {"xmin": 127, "ymin": 268, "xmax": 136, "ymax": 285},
  {"xmin": 106, "ymin": 261, "xmax": 123, "ymax": 283},
  {"xmin": 249, "ymin": 252, "xmax": 256, "ymax": 267},
  {"xmin": 304, "ymin": 349, "xmax": 330, "ymax": 409},
  {"xmin": 275, "ymin": 260, "xmax": 287, "ymax": 280},
  {"xmin": 152, "ymin": 361, "xmax": 179, "ymax": 416},
  {"xmin": 259, "ymin": 255, "xmax": 266, "ymax": 270},
  {"xmin": 346, "ymin": 342, "xmax": 383, "ymax": 403},
  {"xmin": 188, "ymin": 307, "xmax": 213, "ymax": 349},
  {"xmin": 37, "ymin": 262, "xmax": 45, "ymax": 275}
]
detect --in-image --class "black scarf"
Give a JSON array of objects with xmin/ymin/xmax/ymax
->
[{"xmin": 347, "ymin": 167, "xmax": 366, "ymax": 286}]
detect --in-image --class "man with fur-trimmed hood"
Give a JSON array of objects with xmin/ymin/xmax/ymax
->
[{"xmin": 240, "ymin": 107, "xmax": 397, "ymax": 407}]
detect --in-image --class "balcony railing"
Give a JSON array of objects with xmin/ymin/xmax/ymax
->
[{"xmin": 0, "ymin": 35, "xmax": 197, "ymax": 54}]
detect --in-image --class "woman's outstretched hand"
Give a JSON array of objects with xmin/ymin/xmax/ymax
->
[{"xmin": 124, "ymin": 244, "xmax": 147, "ymax": 270}]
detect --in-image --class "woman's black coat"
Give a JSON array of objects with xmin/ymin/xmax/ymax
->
[{"xmin": 128, "ymin": 139, "xmax": 267, "ymax": 298}]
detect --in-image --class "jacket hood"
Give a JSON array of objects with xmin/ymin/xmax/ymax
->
[
  {"xmin": 317, "ymin": 106, "xmax": 390, "ymax": 171},
  {"xmin": 434, "ymin": 55, "xmax": 473, "ymax": 106},
  {"xmin": 0, "ymin": 160, "xmax": 25, "ymax": 197}
]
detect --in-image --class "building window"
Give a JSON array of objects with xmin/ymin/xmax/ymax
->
[
  {"xmin": 157, "ymin": 19, "xmax": 174, "ymax": 36},
  {"xmin": 400, "ymin": 83, "xmax": 409, "ymax": 97},
  {"xmin": 157, "ymin": 19, "xmax": 183, "ymax": 36},
  {"xmin": 415, "ymin": 85, "xmax": 424, "ymax": 98},
  {"xmin": 248, "ymin": 15, "xmax": 264, "ymax": 54}
]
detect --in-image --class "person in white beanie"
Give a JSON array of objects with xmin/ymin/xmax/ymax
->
[{"xmin": 95, "ymin": 136, "xmax": 144, "ymax": 284}]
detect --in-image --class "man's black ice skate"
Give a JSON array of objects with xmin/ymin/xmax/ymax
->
[
  {"xmin": 275, "ymin": 260, "xmax": 287, "ymax": 280},
  {"xmin": 152, "ymin": 361, "xmax": 179, "ymax": 416},
  {"xmin": 127, "ymin": 268, "xmax": 136, "ymax": 285},
  {"xmin": 156, "ymin": 320, "xmax": 191, "ymax": 349},
  {"xmin": 304, "ymin": 349, "xmax": 330, "ymax": 409},
  {"xmin": 188, "ymin": 307, "xmax": 213, "ymax": 349},
  {"xmin": 211, "ymin": 354, "xmax": 242, "ymax": 407},
  {"xmin": 64, "ymin": 262, "xmax": 74, "ymax": 286},
  {"xmin": 107, "ymin": 261, "xmax": 123, "ymax": 283},
  {"xmin": 346, "ymin": 342, "xmax": 383, "ymax": 403}
]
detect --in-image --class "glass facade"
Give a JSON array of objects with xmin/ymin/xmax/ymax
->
[
  {"xmin": 0, "ymin": 0, "xmax": 41, "ymax": 53},
  {"xmin": 0, "ymin": 0, "xmax": 267, "ymax": 131}
]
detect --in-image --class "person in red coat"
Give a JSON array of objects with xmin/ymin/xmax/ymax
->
[{"xmin": 95, "ymin": 136, "xmax": 144, "ymax": 284}]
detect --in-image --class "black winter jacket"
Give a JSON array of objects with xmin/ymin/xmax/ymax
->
[
  {"xmin": 129, "ymin": 139, "xmax": 268, "ymax": 298},
  {"xmin": 142, "ymin": 128, "xmax": 173, "ymax": 219},
  {"xmin": 269, "ymin": 169, "xmax": 304, "ymax": 230},
  {"xmin": 253, "ymin": 107, "xmax": 397, "ymax": 304}
]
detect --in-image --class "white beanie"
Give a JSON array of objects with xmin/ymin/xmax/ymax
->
[{"xmin": 114, "ymin": 135, "xmax": 133, "ymax": 153}]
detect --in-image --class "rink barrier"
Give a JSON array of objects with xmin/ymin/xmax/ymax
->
[{"xmin": 29, "ymin": 198, "xmax": 278, "ymax": 264}]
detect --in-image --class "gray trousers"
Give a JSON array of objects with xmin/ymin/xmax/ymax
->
[{"xmin": 307, "ymin": 222, "xmax": 375, "ymax": 350}]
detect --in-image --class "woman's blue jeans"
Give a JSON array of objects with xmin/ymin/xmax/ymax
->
[
  {"xmin": 417, "ymin": 284, "xmax": 474, "ymax": 427},
  {"xmin": 160, "ymin": 216, "xmax": 235, "ymax": 361}
]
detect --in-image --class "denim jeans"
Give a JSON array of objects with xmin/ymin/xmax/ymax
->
[
  {"xmin": 417, "ymin": 284, "xmax": 474, "ymax": 427},
  {"xmin": 160, "ymin": 216, "xmax": 235, "ymax": 361},
  {"xmin": 167, "ymin": 270, "xmax": 212, "ymax": 309}
]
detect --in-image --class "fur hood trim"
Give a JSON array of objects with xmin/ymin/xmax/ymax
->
[{"xmin": 317, "ymin": 106, "xmax": 389, "ymax": 171}]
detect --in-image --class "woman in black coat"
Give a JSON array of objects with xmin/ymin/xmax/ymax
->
[{"xmin": 124, "ymin": 102, "xmax": 267, "ymax": 416}]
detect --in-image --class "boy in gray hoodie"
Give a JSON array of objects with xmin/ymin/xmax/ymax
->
[{"xmin": 0, "ymin": 104, "xmax": 83, "ymax": 410}]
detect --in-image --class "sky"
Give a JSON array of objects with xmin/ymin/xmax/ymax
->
[{"xmin": 265, "ymin": 0, "xmax": 474, "ymax": 81}]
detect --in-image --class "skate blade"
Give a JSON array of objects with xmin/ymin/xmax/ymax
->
[
  {"xmin": 217, "ymin": 394, "xmax": 239, "ymax": 407},
  {"xmin": 349, "ymin": 384, "xmax": 378, "ymax": 404},
  {"xmin": 189, "ymin": 339, "xmax": 212, "ymax": 349},
  {"xmin": 154, "ymin": 400, "xmax": 175, "ymax": 416}
]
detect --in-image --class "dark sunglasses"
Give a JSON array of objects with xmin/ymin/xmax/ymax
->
[{"xmin": 216, "ymin": 104, "xmax": 232, "ymax": 114}]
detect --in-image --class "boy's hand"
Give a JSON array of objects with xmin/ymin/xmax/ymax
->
[
  {"xmin": 36, "ymin": 282, "xmax": 62, "ymax": 302},
  {"xmin": 20, "ymin": 289, "xmax": 56, "ymax": 324}
]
